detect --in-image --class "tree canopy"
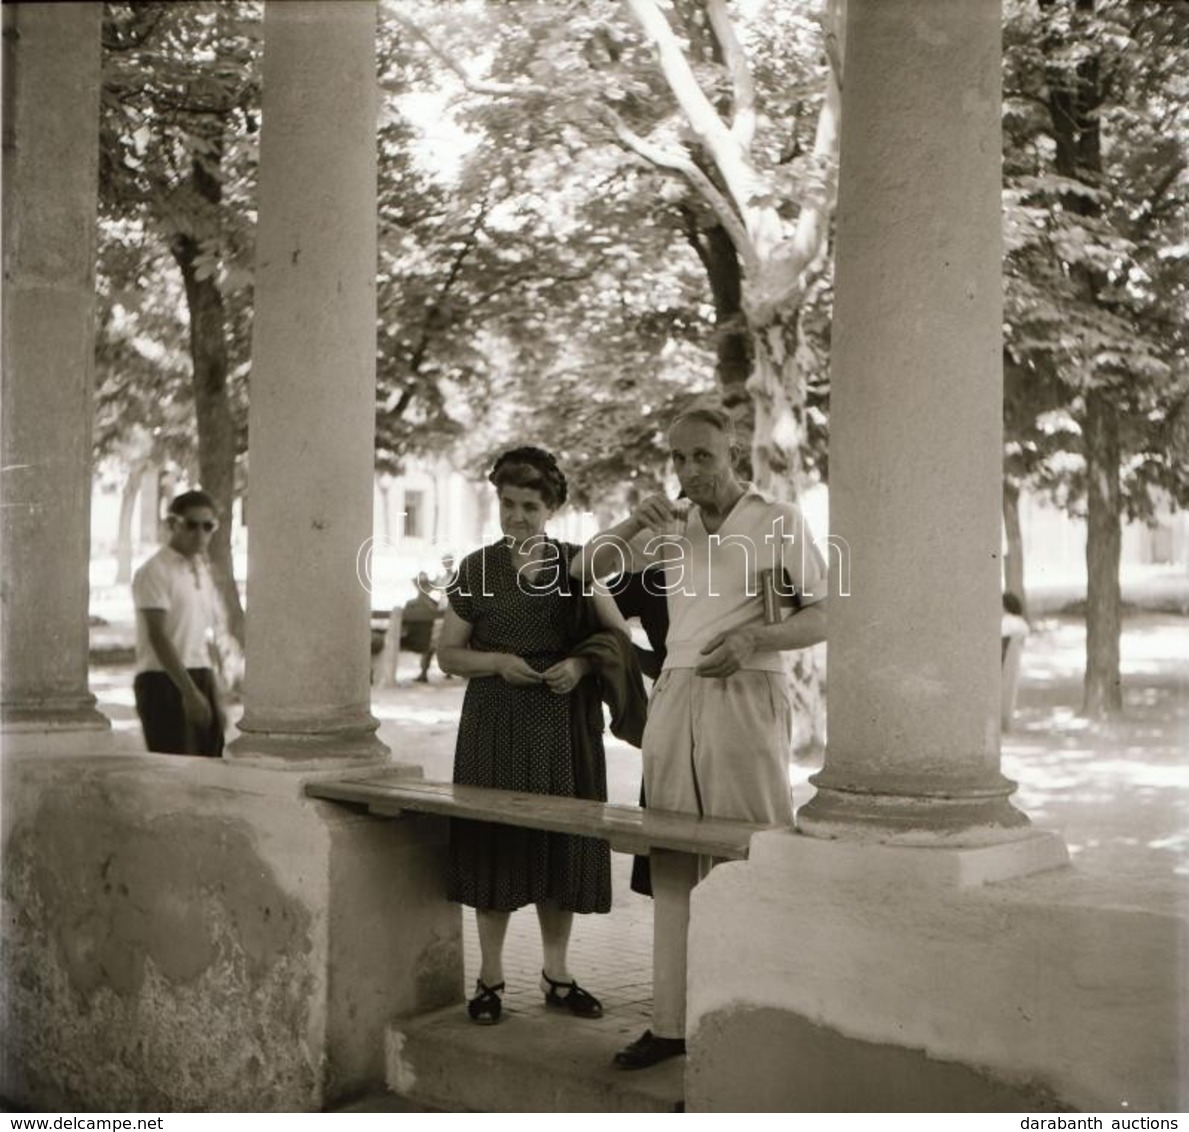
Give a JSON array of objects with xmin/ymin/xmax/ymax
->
[
  {"xmin": 382, "ymin": 0, "xmax": 840, "ymax": 496},
  {"xmin": 1003, "ymin": 0, "xmax": 1189, "ymax": 520},
  {"xmin": 94, "ymin": 0, "xmax": 1186, "ymax": 563}
]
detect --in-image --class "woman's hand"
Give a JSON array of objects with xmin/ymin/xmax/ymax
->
[
  {"xmin": 541, "ymin": 657, "xmax": 591, "ymax": 695},
  {"xmin": 498, "ymin": 654, "xmax": 543, "ymax": 687}
]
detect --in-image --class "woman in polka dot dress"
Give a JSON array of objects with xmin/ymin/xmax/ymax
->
[{"xmin": 438, "ymin": 447, "xmax": 628, "ymax": 1026}]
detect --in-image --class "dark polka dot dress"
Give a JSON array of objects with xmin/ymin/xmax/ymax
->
[{"xmin": 446, "ymin": 539, "xmax": 611, "ymax": 914}]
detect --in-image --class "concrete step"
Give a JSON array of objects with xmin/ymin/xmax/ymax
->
[
  {"xmin": 385, "ymin": 1002, "xmax": 684, "ymax": 1113},
  {"xmin": 329, "ymin": 1092, "xmax": 452, "ymax": 1113}
]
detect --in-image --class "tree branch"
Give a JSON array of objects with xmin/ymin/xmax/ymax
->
[
  {"xmin": 678, "ymin": 203, "xmax": 713, "ymax": 274},
  {"xmin": 1004, "ymin": 88, "xmax": 1053, "ymax": 111},
  {"xmin": 386, "ymin": 200, "xmax": 490, "ymax": 416},
  {"xmin": 624, "ymin": 0, "xmax": 763, "ymax": 233},
  {"xmin": 388, "ymin": 9, "xmax": 548, "ymax": 98},
  {"xmin": 595, "ymin": 104, "xmax": 759, "ymax": 273},
  {"xmin": 1129, "ymin": 158, "xmax": 1187, "ymax": 238},
  {"xmin": 705, "ymin": 0, "xmax": 756, "ymax": 149},
  {"xmin": 787, "ymin": 0, "xmax": 843, "ymax": 277}
]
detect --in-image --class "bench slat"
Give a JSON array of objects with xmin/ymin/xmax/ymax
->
[{"xmin": 305, "ymin": 775, "xmax": 772, "ymax": 860}]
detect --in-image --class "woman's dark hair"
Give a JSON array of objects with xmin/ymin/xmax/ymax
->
[{"xmin": 488, "ymin": 446, "xmax": 568, "ymax": 509}]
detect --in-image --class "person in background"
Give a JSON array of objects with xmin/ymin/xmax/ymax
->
[
  {"xmin": 131, "ymin": 489, "xmax": 226, "ymax": 757},
  {"xmin": 404, "ymin": 571, "xmax": 445, "ymax": 683},
  {"xmin": 1001, "ymin": 592, "xmax": 1030, "ymax": 659},
  {"xmin": 1001, "ymin": 592, "xmax": 1030, "ymax": 730}
]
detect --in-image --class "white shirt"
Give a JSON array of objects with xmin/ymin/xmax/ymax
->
[
  {"xmin": 645, "ymin": 485, "xmax": 827, "ymax": 673},
  {"xmin": 131, "ymin": 546, "xmax": 220, "ymax": 672}
]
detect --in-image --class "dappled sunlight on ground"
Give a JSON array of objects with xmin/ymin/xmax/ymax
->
[
  {"xmin": 90, "ymin": 613, "xmax": 1188, "ymax": 881},
  {"xmin": 999, "ymin": 616, "xmax": 1189, "ymax": 877},
  {"xmin": 372, "ymin": 699, "xmax": 462, "ymax": 728}
]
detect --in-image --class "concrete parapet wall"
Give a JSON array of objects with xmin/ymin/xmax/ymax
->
[
  {"xmin": 0, "ymin": 749, "xmax": 462, "ymax": 1111},
  {"xmin": 686, "ymin": 830, "xmax": 1186, "ymax": 1112}
]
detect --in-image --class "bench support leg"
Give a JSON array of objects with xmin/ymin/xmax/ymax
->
[{"xmin": 651, "ymin": 848, "xmax": 702, "ymax": 1039}]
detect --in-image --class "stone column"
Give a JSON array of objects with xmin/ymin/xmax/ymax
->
[
  {"xmin": 797, "ymin": 0, "xmax": 1026, "ymax": 842},
  {"xmin": 1, "ymin": 4, "xmax": 108, "ymax": 737},
  {"xmin": 228, "ymin": 0, "xmax": 385, "ymax": 763}
]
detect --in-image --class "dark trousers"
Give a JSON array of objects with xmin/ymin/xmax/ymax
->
[{"xmin": 134, "ymin": 669, "xmax": 224, "ymax": 757}]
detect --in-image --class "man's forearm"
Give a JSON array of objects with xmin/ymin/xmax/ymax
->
[
  {"xmin": 147, "ymin": 625, "xmax": 202, "ymax": 698},
  {"xmin": 571, "ymin": 515, "xmax": 647, "ymax": 582},
  {"xmin": 749, "ymin": 601, "xmax": 827, "ymax": 653}
]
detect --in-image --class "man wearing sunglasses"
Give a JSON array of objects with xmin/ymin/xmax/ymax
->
[{"xmin": 131, "ymin": 489, "xmax": 226, "ymax": 756}]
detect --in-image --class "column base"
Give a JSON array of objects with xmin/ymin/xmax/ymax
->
[
  {"xmin": 226, "ymin": 722, "xmax": 389, "ymax": 769},
  {"xmin": 749, "ymin": 826, "xmax": 1069, "ymax": 886},
  {"xmin": 1, "ymin": 698, "xmax": 111, "ymax": 733},
  {"xmin": 796, "ymin": 779, "xmax": 1033, "ymax": 847}
]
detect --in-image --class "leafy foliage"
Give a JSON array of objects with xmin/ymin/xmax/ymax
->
[
  {"xmin": 96, "ymin": 1, "xmax": 262, "ymax": 637},
  {"xmin": 1003, "ymin": 0, "xmax": 1189, "ymax": 521},
  {"xmin": 93, "ymin": 0, "xmax": 1186, "ymax": 539},
  {"xmin": 380, "ymin": 0, "xmax": 840, "ymax": 493},
  {"xmin": 95, "ymin": 1, "xmax": 259, "ymax": 482}
]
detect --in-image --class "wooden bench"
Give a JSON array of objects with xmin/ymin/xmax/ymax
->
[{"xmin": 305, "ymin": 773, "xmax": 774, "ymax": 860}]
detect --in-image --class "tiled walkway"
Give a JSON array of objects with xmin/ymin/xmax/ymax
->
[
  {"xmin": 459, "ymin": 849, "xmax": 656, "ymax": 1028},
  {"xmin": 363, "ymin": 687, "xmax": 663, "ymax": 1031}
]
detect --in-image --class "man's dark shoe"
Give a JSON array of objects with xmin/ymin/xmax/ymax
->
[{"xmin": 613, "ymin": 1029, "xmax": 686, "ymax": 1070}]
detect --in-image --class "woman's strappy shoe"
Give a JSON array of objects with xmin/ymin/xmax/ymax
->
[
  {"xmin": 467, "ymin": 978, "xmax": 505, "ymax": 1025},
  {"xmin": 540, "ymin": 971, "xmax": 603, "ymax": 1018}
]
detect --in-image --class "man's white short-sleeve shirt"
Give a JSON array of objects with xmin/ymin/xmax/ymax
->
[
  {"xmin": 650, "ymin": 485, "xmax": 827, "ymax": 673},
  {"xmin": 131, "ymin": 546, "xmax": 219, "ymax": 672}
]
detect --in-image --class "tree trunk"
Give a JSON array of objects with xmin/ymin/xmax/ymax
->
[
  {"xmin": 680, "ymin": 212, "xmax": 755, "ymax": 474},
  {"xmin": 1082, "ymin": 389, "xmax": 1123, "ymax": 718},
  {"xmin": 115, "ymin": 460, "xmax": 148, "ymax": 584},
  {"xmin": 702, "ymin": 224, "xmax": 752, "ymax": 409},
  {"xmin": 750, "ymin": 308, "xmax": 824, "ymax": 753},
  {"xmin": 166, "ymin": 111, "xmax": 245, "ymax": 644},
  {"xmin": 748, "ymin": 307, "xmax": 806, "ymax": 498},
  {"xmin": 172, "ymin": 231, "xmax": 244, "ymax": 644},
  {"xmin": 139, "ymin": 461, "xmax": 160, "ymax": 545},
  {"xmin": 1002, "ymin": 479, "xmax": 1027, "ymax": 616},
  {"xmin": 1043, "ymin": 0, "xmax": 1122, "ymax": 716}
]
